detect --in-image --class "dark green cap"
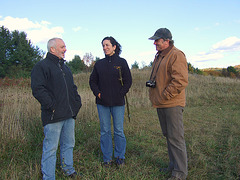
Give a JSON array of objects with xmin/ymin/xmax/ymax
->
[{"xmin": 149, "ymin": 28, "xmax": 172, "ymax": 40}]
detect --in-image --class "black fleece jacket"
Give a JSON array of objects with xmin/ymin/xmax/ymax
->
[
  {"xmin": 31, "ymin": 53, "xmax": 82, "ymax": 126},
  {"xmin": 89, "ymin": 54, "xmax": 132, "ymax": 106}
]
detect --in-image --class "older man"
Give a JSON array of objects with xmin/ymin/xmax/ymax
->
[
  {"xmin": 31, "ymin": 38, "xmax": 82, "ymax": 179},
  {"xmin": 147, "ymin": 28, "xmax": 188, "ymax": 180}
]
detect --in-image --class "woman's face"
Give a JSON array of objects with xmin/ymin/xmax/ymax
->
[{"xmin": 102, "ymin": 40, "xmax": 116, "ymax": 56}]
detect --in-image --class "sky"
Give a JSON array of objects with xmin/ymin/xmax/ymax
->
[{"xmin": 0, "ymin": 0, "xmax": 240, "ymax": 69}]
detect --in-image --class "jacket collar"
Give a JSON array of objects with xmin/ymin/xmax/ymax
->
[
  {"xmin": 105, "ymin": 53, "xmax": 118, "ymax": 62},
  {"xmin": 157, "ymin": 44, "xmax": 174, "ymax": 57},
  {"xmin": 46, "ymin": 52, "xmax": 66, "ymax": 65}
]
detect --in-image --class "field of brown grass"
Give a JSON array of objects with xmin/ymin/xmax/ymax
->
[{"xmin": 0, "ymin": 69, "xmax": 239, "ymax": 179}]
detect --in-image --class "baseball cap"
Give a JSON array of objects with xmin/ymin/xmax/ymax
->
[{"xmin": 149, "ymin": 28, "xmax": 172, "ymax": 40}]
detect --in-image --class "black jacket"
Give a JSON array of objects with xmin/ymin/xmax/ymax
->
[
  {"xmin": 31, "ymin": 53, "xmax": 82, "ymax": 126},
  {"xmin": 89, "ymin": 54, "xmax": 132, "ymax": 106}
]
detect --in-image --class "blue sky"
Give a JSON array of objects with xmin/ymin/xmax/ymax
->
[{"xmin": 1, "ymin": 0, "xmax": 240, "ymax": 69}]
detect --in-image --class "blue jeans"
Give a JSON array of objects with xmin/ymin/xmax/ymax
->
[
  {"xmin": 97, "ymin": 104, "xmax": 126, "ymax": 162},
  {"xmin": 41, "ymin": 118, "xmax": 75, "ymax": 180}
]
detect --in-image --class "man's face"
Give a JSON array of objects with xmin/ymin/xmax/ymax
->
[
  {"xmin": 52, "ymin": 39, "xmax": 67, "ymax": 59},
  {"xmin": 154, "ymin": 38, "xmax": 169, "ymax": 51}
]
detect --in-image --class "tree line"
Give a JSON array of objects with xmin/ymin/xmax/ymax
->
[
  {"xmin": 188, "ymin": 62, "xmax": 240, "ymax": 78},
  {"xmin": 0, "ymin": 26, "xmax": 101, "ymax": 78},
  {"xmin": 0, "ymin": 26, "xmax": 239, "ymax": 79}
]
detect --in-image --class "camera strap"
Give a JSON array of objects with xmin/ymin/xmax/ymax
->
[
  {"xmin": 149, "ymin": 54, "xmax": 163, "ymax": 81},
  {"xmin": 149, "ymin": 48, "xmax": 174, "ymax": 81}
]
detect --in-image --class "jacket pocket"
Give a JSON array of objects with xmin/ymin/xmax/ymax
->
[
  {"xmin": 150, "ymin": 89, "xmax": 167, "ymax": 106},
  {"xmin": 72, "ymin": 98, "xmax": 82, "ymax": 118},
  {"xmin": 42, "ymin": 109, "xmax": 54, "ymax": 124}
]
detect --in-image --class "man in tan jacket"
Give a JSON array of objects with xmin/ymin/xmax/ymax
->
[{"xmin": 148, "ymin": 28, "xmax": 188, "ymax": 180}]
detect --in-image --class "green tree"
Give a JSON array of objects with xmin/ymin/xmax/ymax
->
[
  {"xmin": 131, "ymin": 61, "xmax": 139, "ymax": 69},
  {"xmin": 227, "ymin": 66, "xmax": 238, "ymax": 78},
  {"xmin": 0, "ymin": 26, "xmax": 44, "ymax": 78},
  {"xmin": 222, "ymin": 66, "xmax": 239, "ymax": 78},
  {"xmin": 149, "ymin": 61, "xmax": 153, "ymax": 67},
  {"xmin": 222, "ymin": 68, "xmax": 228, "ymax": 77},
  {"xmin": 187, "ymin": 62, "xmax": 202, "ymax": 74},
  {"xmin": 66, "ymin": 55, "xmax": 86, "ymax": 74},
  {"xmin": 95, "ymin": 56, "xmax": 100, "ymax": 62},
  {"xmin": 187, "ymin": 62, "xmax": 194, "ymax": 73},
  {"xmin": 0, "ymin": 26, "xmax": 11, "ymax": 77},
  {"xmin": 227, "ymin": 66, "xmax": 237, "ymax": 74}
]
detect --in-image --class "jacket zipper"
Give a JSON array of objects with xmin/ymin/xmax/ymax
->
[
  {"xmin": 58, "ymin": 63, "xmax": 74, "ymax": 117},
  {"xmin": 108, "ymin": 58, "xmax": 113, "ymax": 105}
]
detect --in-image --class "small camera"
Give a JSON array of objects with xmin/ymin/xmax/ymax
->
[{"xmin": 146, "ymin": 80, "xmax": 156, "ymax": 88}]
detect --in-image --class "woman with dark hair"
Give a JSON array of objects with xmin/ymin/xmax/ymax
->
[{"xmin": 89, "ymin": 36, "xmax": 132, "ymax": 168}]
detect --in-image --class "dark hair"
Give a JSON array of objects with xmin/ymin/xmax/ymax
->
[
  {"xmin": 102, "ymin": 36, "xmax": 122, "ymax": 56},
  {"xmin": 168, "ymin": 39, "xmax": 174, "ymax": 45}
]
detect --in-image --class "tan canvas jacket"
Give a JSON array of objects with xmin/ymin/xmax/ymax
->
[{"xmin": 149, "ymin": 45, "xmax": 188, "ymax": 108}]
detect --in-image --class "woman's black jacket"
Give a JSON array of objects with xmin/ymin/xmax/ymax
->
[
  {"xmin": 31, "ymin": 53, "xmax": 82, "ymax": 126},
  {"xmin": 89, "ymin": 54, "xmax": 132, "ymax": 106}
]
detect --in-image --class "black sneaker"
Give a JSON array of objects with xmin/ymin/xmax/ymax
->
[
  {"xmin": 168, "ymin": 176, "xmax": 182, "ymax": 180},
  {"xmin": 68, "ymin": 171, "xmax": 77, "ymax": 178},
  {"xmin": 159, "ymin": 167, "xmax": 172, "ymax": 174},
  {"xmin": 102, "ymin": 161, "xmax": 113, "ymax": 168},
  {"xmin": 115, "ymin": 157, "xmax": 125, "ymax": 168}
]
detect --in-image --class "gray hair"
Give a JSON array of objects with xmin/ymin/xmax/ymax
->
[{"xmin": 47, "ymin": 38, "xmax": 62, "ymax": 52}]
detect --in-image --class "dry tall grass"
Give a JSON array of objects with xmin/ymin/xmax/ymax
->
[
  {"xmin": 0, "ymin": 69, "xmax": 152, "ymax": 141},
  {"xmin": 0, "ymin": 69, "xmax": 239, "ymax": 179},
  {"xmin": 0, "ymin": 85, "xmax": 40, "ymax": 139}
]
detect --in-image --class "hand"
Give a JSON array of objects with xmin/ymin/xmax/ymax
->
[{"xmin": 98, "ymin": 93, "xmax": 101, "ymax": 99}]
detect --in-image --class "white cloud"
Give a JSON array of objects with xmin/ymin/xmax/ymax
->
[
  {"xmin": 41, "ymin": 21, "xmax": 51, "ymax": 26},
  {"xmin": 27, "ymin": 26, "xmax": 64, "ymax": 44},
  {"xmin": 0, "ymin": 16, "xmax": 41, "ymax": 31},
  {"xmin": 211, "ymin": 36, "xmax": 240, "ymax": 52},
  {"xmin": 189, "ymin": 52, "xmax": 224, "ymax": 62},
  {"xmin": 65, "ymin": 49, "xmax": 84, "ymax": 61},
  {"xmin": 0, "ymin": 16, "xmax": 64, "ymax": 44},
  {"xmin": 190, "ymin": 36, "xmax": 240, "ymax": 63}
]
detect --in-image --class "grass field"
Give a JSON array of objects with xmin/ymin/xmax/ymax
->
[{"xmin": 0, "ymin": 69, "xmax": 239, "ymax": 179}]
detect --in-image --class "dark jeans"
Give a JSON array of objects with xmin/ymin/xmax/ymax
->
[{"xmin": 157, "ymin": 106, "xmax": 188, "ymax": 179}]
